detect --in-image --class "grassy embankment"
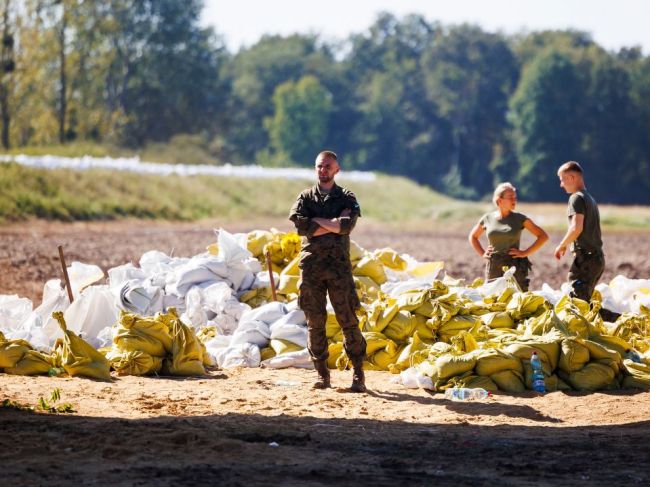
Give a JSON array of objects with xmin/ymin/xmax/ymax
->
[{"xmin": 2, "ymin": 142, "xmax": 650, "ymax": 230}]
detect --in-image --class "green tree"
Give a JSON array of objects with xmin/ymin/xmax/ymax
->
[
  {"xmin": 509, "ymin": 50, "xmax": 587, "ymax": 200},
  {"xmin": 265, "ymin": 75, "xmax": 332, "ymax": 165},
  {"xmin": 422, "ymin": 25, "xmax": 519, "ymax": 198}
]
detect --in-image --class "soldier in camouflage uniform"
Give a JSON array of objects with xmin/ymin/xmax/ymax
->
[
  {"xmin": 289, "ymin": 150, "xmax": 367, "ymax": 392},
  {"xmin": 554, "ymin": 161, "xmax": 605, "ymax": 303}
]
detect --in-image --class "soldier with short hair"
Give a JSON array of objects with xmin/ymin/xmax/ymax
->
[
  {"xmin": 289, "ymin": 150, "xmax": 367, "ymax": 392},
  {"xmin": 554, "ymin": 161, "xmax": 605, "ymax": 302}
]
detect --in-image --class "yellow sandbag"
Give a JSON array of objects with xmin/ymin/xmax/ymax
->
[
  {"xmin": 362, "ymin": 332, "xmax": 394, "ymax": 355},
  {"xmin": 326, "ymin": 313, "xmax": 341, "ymax": 338},
  {"xmin": 260, "ymin": 346, "xmax": 276, "ymax": 361},
  {"xmin": 490, "ymin": 369, "xmax": 526, "ymax": 392},
  {"xmin": 383, "ymin": 311, "xmax": 417, "ymax": 343},
  {"xmin": 280, "ymin": 233, "xmax": 301, "ymax": 262},
  {"xmin": 168, "ymin": 313, "xmax": 206, "ymax": 376},
  {"xmin": 524, "ymin": 309, "xmax": 570, "ymax": 336},
  {"xmin": 0, "ymin": 339, "xmax": 30, "ymax": 368},
  {"xmin": 589, "ymin": 335, "xmax": 632, "ymax": 356},
  {"xmin": 327, "ymin": 342, "xmax": 344, "ymax": 369},
  {"xmin": 567, "ymin": 362, "xmax": 617, "ymax": 391},
  {"xmin": 353, "ymin": 255, "xmax": 387, "ymax": 285},
  {"xmin": 113, "ymin": 311, "xmax": 173, "ymax": 357},
  {"xmin": 278, "ymin": 274, "xmax": 299, "ymax": 296},
  {"xmin": 582, "ymin": 339, "xmax": 622, "ymax": 362},
  {"xmin": 247, "ymin": 230, "xmax": 274, "ymax": 257},
  {"xmin": 452, "ymin": 374, "xmax": 499, "ymax": 392},
  {"xmin": 437, "ymin": 314, "xmax": 480, "ymax": 343},
  {"xmin": 349, "ymin": 239, "xmax": 366, "ymax": 265},
  {"xmin": 554, "ymin": 295, "xmax": 592, "ymax": 338},
  {"xmin": 363, "ymin": 300, "xmax": 399, "ymax": 333},
  {"xmin": 109, "ymin": 350, "xmax": 163, "ymax": 376},
  {"xmin": 239, "ymin": 287, "xmax": 272, "ymax": 307},
  {"xmin": 450, "ymin": 331, "xmax": 479, "ymax": 354},
  {"xmin": 504, "ymin": 340, "xmax": 560, "ymax": 375},
  {"xmin": 433, "ymin": 351, "xmax": 479, "ymax": 381},
  {"xmin": 53, "ymin": 311, "xmax": 111, "ymax": 380},
  {"xmin": 4, "ymin": 350, "xmax": 54, "ymax": 376},
  {"xmin": 388, "ymin": 333, "xmax": 428, "ymax": 373},
  {"xmin": 410, "ymin": 261, "xmax": 444, "ymax": 278},
  {"xmin": 372, "ymin": 248, "xmax": 408, "ymax": 271},
  {"xmin": 368, "ymin": 342, "xmax": 401, "ymax": 370},
  {"xmin": 354, "ymin": 276, "xmax": 381, "ymax": 301},
  {"xmin": 414, "ymin": 314, "xmax": 436, "ymax": 342},
  {"xmin": 622, "ymin": 360, "xmax": 650, "ymax": 389},
  {"xmin": 481, "ymin": 311, "xmax": 515, "ymax": 329},
  {"xmin": 475, "ymin": 349, "xmax": 523, "ymax": 376},
  {"xmin": 558, "ymin": 338, "xmax": 591, "ymax": 373},
  {"xmin": 506, "ymin": 292, "xmax": 546, "ymax": 320},
  {"xmin": 416, "ymin": 292, "xmax": 461, "ymax": 320},
  {"xmin": 270, "ymin": 339, "xmax": 304, "ymax": 355},
  {"xmin": 396, "ymin": 286, "xmax": 447, "ymax": 312}
]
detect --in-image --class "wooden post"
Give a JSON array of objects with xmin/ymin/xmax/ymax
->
[
  {"xmin": 58, "ymin": 245, "xmax": 74, "ymax": 303},
  {"xmin": 265, "ymin": 250, "xmax": 278, "ymax": 302}
]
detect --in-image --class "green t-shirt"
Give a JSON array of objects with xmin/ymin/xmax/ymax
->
[
  {"xmin": 479, "ymin": 211, "xmax": 528, "ymax": 253},
  {"xmin": 568, "ymin": 190, "xmax": 602, "ymax": 253}
]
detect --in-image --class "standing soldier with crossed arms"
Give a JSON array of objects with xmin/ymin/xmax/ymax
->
[{"xmin": 289, "ymin": 150, "xmax": 367, "ymax": 392}]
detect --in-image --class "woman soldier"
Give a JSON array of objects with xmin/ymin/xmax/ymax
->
[{"xmin": 469, "ymin": 182, "xmax": 549, "ymax": 291}]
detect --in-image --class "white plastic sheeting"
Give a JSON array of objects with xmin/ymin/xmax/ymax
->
[{"xmin": 0, "ymin": 154, "xmax": 376, "ymax": 182}]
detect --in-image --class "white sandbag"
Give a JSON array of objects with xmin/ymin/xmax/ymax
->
[
  {"xmin": 261, "ymin": 348, "xmax": 313, "ymax": 369},
  {"xmin": 67, "ymin": 261, "xmax": 105, "ymax": 297},
  {"xmin": 216, "ymin": 343, "xmax": 261, "ymax": 368},
  {"xmin": 217, "ymin": 228, "xmax": 252, "ymax": 265},
  {"xmin": 0, "ymin": 295, "xmax": 33, "ymax": 330},
  {"xmin": 391, "ymin": 366, "xmax": 435, "ymax": 390},
  {"xmin": 223, "ymin": 298, "xmax": 251, "ymax": 320},
  {"xmin": 210, "ymin": 314, "xmax": 238, "ymax": 335},
  {"xmin": 269, "ymin": 310, "xmax": 308, "ymax": 347},
  {"xmin": 202, "ymin": 281, "xmax": 233, "ymax": 313},
  {"xmin": 61, "ymin": 285, "xmax": 119, "ymax": 347},
  {"xmin": 171, "ymin": 256, "xmax": 230, "ymax": 296},
  {"xmin": 139, "ymin": 250, "xmax": 174, "ymax": 275},
  {"xmin": 117, "ymin": 279, "xmax": 164, "ymax": 315},
  {"xmin": 230, "ymin": 319, "xmax": 271, "ymax": 347},
  {"xmin": 537, "ymin": 282, "xmax": 566, "ymax": 306},
  {"xmin": 475, "ymin": 266, "xmax": 519, "ymax": 296},
  {"xmin": 107, "ymin": 263, "xmax": 147, "ymax": 288},
  {"xmin": 228, "ymin": 263, "xmax": 255, "ymax": 292},
  {"xmin": 239, "ymin": 301, "xmax": 287, "ymax": 325},
  {"xmin": 180, "ymin": 286, "xmax": 208, "ymax": 328}
]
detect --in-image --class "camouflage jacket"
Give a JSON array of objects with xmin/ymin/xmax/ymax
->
[{"xmin": 289, "ymin": 183, "xmax": 361, "ymax": 267}]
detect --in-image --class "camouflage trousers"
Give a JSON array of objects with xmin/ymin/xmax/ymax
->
[
  {"xmin": 568, "ymin": 249, "xmax": 605, "ymax": 302},
  {"xmin": 486, "ymin": 253, "xmax": 532, "ymax": 291},
  {"xmin": 298, "ymin": 262, "xmax": 366, "ymax": 364}
]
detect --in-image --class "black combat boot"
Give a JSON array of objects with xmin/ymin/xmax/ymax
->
[
  {"xmin": 350, "ymin": 359, "xmax": 366, "ymax": 393},
  {"xmin": 312, "ymin": 360, "xmax": 331, "ymax": 389}
]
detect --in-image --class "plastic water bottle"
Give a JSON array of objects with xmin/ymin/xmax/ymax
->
[
  {"xmin": 531, "ymin": 351, "xmax": 546, "ymax": 393},
  {"xmin": 444, "ymin": 387, "xmax": 491, "ymax": 401},
  {"xmin": 625, "ymin": 349, "xmax": 642, "ymax": 363}
]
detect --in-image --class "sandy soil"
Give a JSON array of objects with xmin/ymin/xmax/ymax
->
[{"xmin": 2, "ymin": 219, "xmax": 650, "ymax": 485}]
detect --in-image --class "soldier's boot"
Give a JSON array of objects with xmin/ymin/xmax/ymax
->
[
  {"xmin": 312, "ymin": 360, "xmax": 331, "ymax": 389},
  {"xmin": 350, "ymin": 359, "xmax": 366, "ymax": 393}
]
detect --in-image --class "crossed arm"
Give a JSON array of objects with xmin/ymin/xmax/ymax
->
[{"xmin": 311, "ymin": 208, "xmax": 352, "ymax": 236}]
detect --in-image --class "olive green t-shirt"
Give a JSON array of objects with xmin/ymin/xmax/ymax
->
[
  {"xmin": 479, "ymin": 211, "xmax": 528, "ymax": 253},
  {"xmin": 568, "ymin": 190, "xmax": 602, "ymax": 253}
]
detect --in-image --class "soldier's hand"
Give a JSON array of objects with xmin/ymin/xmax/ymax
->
[
  {"xmin": 483, "ymin": 245, "xmax": 494, "ymax": 259},
  {"xmin": 554, "ymin": 245, "xmax": 566, "ymax": 260}
]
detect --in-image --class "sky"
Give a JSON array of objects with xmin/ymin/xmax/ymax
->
[{"xmin": 201, "ymin": 0, "xmax": 650, "ymax": 54}]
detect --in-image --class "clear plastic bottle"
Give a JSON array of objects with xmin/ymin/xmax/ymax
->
[
  {"xmin": 625, "ymin": 349, "xmax": 642, "ymax": 363},
  {"xmin": 531, "ymin": 351, "xmax": 546, "ymax": 393},
  {"xmin": 444, "ymin": 387, "xmax": 491, "ymax": 401}
]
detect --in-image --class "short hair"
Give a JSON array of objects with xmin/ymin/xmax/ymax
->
[
  {"xmin": 558, "ymin": 160, "xmax": 583, "ymax": 175},
  {"xmin": 317, "ymin": 150, "xmax": 337, "ymax": 162},
  {"xmin": 492, "ymin": 182, "xmax": 516, "ymax": 206}
]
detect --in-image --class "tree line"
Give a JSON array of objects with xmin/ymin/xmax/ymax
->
[{"xmin": 2, "ymin": 1, "xmax": 649, "ymax": 203}]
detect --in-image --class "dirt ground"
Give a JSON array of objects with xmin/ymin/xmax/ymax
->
[{"xmin": 2, "ymin": 219, "xmax": 650, "ymax": 486}]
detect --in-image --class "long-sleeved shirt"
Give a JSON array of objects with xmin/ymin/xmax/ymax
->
[{"xmin": 289, "ymin": 183, "xmax": 361, "ymax": 268}]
